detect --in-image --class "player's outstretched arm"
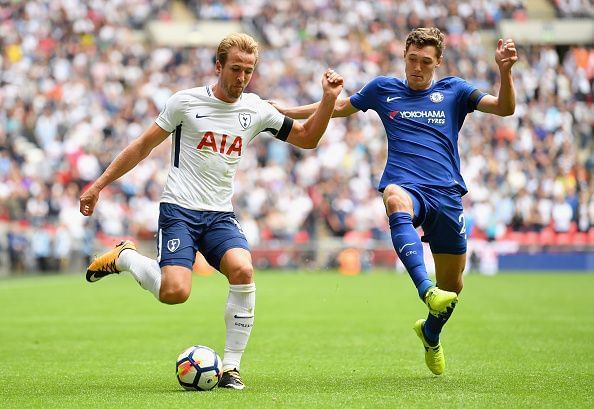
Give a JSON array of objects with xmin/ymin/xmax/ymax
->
[
  {"xmin": 80, "ymin": 122, "xmax": 170, "ymax": 216},
  {"xmin": 284, "ymin": 69, "xmax": 344, "ymax": 149},
  {"xmin": 477, "ymin": 39, "xmax": 518, "ymax": 117},
  {"xmin": 272, "ymin": 96, "xmax": 357, "ymax": 120},
  {"xmin": 269, "ymin": 69, "xmax": 358, "ymax": 120}
]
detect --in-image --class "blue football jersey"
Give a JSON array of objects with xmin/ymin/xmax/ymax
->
[{"xmin": 350, "ymin": 76, "xmax": 486, "ymax": 194}]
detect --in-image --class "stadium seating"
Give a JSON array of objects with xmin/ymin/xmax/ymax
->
[{"xmin": 0, "ymin": 0, "xmax": 592, "ymax": 273}]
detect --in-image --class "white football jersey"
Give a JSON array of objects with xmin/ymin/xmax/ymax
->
[{"xmin": 155, "ymin": 85, "xmax": 292, "ymax": 212}]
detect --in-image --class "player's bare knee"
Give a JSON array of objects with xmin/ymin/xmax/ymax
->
[
  {"xmin": 383, "ymin": 186, "xmax": 413, "ymax": 215},
  {"xmin": 159, "ymin": 285, "xmax": 191, "ymax": 305},
  {"xmin": 227, "ymin": 264, "xmax": 254, "ymax": 285}
]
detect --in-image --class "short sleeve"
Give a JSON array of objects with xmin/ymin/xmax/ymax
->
[
  {"xmin": 155, "ymin": 92, "xmax": 185, "ymax": 132},
  {"xmin": 349, "ymin": 77, "xmax": 383, "ymax": 112},
  {"xmin": 256, "ymin": 97, "xmax": 293, "ymax": 141},
  {"xmin": 454, "ymin": 78, "xmax": 486, "ymax": 113}
]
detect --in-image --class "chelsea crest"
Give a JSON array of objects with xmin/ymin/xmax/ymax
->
[{"xmin": 429, "ymin": 92, "xmax": 444, "ymax": 103}]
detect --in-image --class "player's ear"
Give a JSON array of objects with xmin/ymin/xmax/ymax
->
[
  {"xmin": 215, "ymin": 60, "xmax": 222, "ymax": 75},
  {"xmin": 435, "ymin": 56, "xmax": 443, "ymax": 67}
]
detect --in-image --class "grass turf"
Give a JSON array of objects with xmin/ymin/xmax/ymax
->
[{"xmin": 1, "ymin": 271, "xmax": 593, "ymax": 408}]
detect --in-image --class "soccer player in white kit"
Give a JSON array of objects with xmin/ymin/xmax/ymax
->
[{"xmin": 79, "ymin": 33, "xmax": 344, "ymax": 389}]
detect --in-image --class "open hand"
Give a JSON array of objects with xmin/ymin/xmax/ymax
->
[
  {"xmin": 495, "ymin": 39, "xmax": 518, "ymax": 71},
  {"xmin": 267, "ymin": 99, "xmax": 286, "ymax": 114}
]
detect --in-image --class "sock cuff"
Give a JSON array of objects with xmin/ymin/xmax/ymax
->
[
  {"xmin": 229, "ymin": 283, "xmax": 256, "ymax": 293},
  {"xmin": 388, "ymin": 212, "xmax": 413, "ymax": 227},
  {"xmin": 419, "ymin": 281, "xmax": 434, "ymax": 301},
  {"xmin": 116, "ymin": 248, "xmax": 134, "ymax": 271}
]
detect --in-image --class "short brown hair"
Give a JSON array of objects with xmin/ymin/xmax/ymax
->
[
  {"xmin": 405, "ymin": 28, "xmax": 445, "ymax": 59},
  {"xmin": 216, "ymin": 33, "xmax": 259, "ymax": 66}
]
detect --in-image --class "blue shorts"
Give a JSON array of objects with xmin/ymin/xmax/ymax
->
[
  {"xmin": 401, "ymin": 185, "xmax": 467, "ymax": 255},
  {"xmin": 157, "ymin": 203, "xmax": 250, "ymax": 271}
]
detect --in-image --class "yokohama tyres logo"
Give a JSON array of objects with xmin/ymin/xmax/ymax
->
[
  {"xmin": 389, "ymin": 110, "xmax": 446, "ymax": 124},
  {"xmin": 398, "ymin": 110, "xmax": 445, "ymax": 119}
]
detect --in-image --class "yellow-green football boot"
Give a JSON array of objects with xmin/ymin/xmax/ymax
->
[
  {"xmin": 414, "ymin": 319, "xmax": 445, "ymax": 375},
  {"xmin": 424, "ymin": 287, "xmax": 458, "ymax": 317}
]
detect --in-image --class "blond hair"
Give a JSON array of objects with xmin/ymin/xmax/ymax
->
[
  {"xmin": 405, "ymin": 27, "xmax": 445, "ymax": 59},
  {"xmin": 216, "ymin": 33, "xmax": 259, "ymax": 66}
]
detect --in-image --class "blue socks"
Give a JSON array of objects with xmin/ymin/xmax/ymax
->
[
  {"xmin": 389, "ymin": 212, "xmax": 433, "ymax": 300},
  {"xmin": 423, "ymin": 304, "xmax": 456, "ymax": 346},
  {"xmin": 389, "ymin": 211, "xmax": 457, "ymax": 346}
]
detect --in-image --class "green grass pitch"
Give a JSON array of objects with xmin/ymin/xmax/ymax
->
[{"xmin": 1, "ymin": 271, "xmax": 593, "ymax": 408}]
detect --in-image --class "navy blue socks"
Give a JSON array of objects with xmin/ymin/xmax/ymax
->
[{"xmin": 423, "ymin": 304, "xmax": 456, "ymax": 346}]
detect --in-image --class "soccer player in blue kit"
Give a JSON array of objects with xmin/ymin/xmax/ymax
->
[{"xmin": 275, "ymin": 27, "xmax": 517, "ymax": 375}]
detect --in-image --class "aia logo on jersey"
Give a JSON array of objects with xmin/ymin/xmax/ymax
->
[
  {"xmin": 239, "ymin": 113, "xmax": 251, "ymax": 129},
  {"xmin": 429, "ymin": 92, "xmax": 444, "ymax": 103},
  {"xmin": 197, "ymin": 131, "xmax": 243, "ymax": 156}
]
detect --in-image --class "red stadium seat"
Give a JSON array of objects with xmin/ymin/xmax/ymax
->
[
  {"xmin": 522, "ymin": 231, "xmax": 539, "ymax": 245},
  {"xmin": 501, "ymin": 229, "xmax": 523, "ymax": 242},
  {"xmin": 588, "ymin": 228, "xmax": 594, "ymax": 244},
  {"xmin": 293, "ymin": 230, "xmax": 310, "ymax": 243},
  {"xmin": 539, "ymin": 227, "xmax": 556, "ymax": 246},
  {"xmin": 572, "ymin": 232, "xmax": 587, "ymax": 245},
  {"xmin": 343, "ymin": 230, "xmax": 372, "ymax": 245},
  {"xmin": 471, "ymin": 228, "xmax": 487, "ymax": 240},
  {"xmin": 555, "ymin": 232, "xmax": 571, "ymax": 246}
]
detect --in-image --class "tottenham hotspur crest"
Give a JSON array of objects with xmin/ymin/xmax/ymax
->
[
  {"xmin": 429, "ymin": 92, "xmax": 444, "ymax": 103},
  {"xmin": 167, "ymin": 238, "xmax": 180, "ymax": 252},
  {"xmin": 239, "ymin": 113, "xmax": 252, "ymax": 129}
]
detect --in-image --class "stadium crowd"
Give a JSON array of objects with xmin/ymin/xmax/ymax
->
[{"xmin": 0, "ymin": 0, "xmax": 593, "ymax": 273}]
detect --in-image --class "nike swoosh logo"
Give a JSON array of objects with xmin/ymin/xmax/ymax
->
[
  {"xmin": 387, "ymin": 96, "xmax": 402, "ymax": 102},
  {"xmin": 87, "ymin": 273, "xmax": 100, "ymax": 282},
  {"xmin": 86, "ymin": 271, "xmax": 107, "ymax": 283},
  {"xmin": 196, "ymin": 114, "xmax": 209, "ymax": 118},
  {"xmin": 398, "ymin": 242, "xmax": 415, "ymax": 253},
  {"xmin": 233, "ymin": 315, "xmax": 254, "ymax": 319}
]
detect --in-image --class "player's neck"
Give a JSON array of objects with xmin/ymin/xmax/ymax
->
[
  {"xmin": 211, "ymin": 84, "xmax": 240, "ymax": 103},
  {"xmin": 405, "ymin": 79, "xmax": 434, "ymax": 91}
]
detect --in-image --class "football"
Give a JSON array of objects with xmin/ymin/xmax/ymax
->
[{"xmin": 176, "ymin": 345, "xmax": 223, "ymax": 391}]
